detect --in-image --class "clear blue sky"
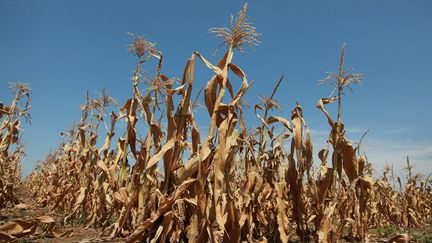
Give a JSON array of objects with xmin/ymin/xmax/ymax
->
[{"xmin": 1, "ymin": 0, "xmax": 431, "ymax": 178}]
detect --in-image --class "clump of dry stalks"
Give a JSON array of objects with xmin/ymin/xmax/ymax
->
[
  {"xmin": 16, "ymin": 3, "xmax": 432, "ymax": 242},
  {"xmin": 0, "ymin": 83, "xmax": 31, "ymax": 207}
]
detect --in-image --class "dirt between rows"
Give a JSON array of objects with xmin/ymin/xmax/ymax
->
[{"xmin": 0, "ymin": 191, "xmax": 123, "ymax": 243}]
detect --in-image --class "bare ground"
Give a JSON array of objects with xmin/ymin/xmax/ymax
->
[{"xmin": 0, "ymin": 191, "xmax": 122, "ymax": 243}]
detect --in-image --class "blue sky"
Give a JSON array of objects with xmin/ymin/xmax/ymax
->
[{"xmin": 1, "ymin": 0, "xmax": 431, "ymax": 178}]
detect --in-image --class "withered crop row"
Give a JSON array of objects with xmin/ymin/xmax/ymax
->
[{"xmin": 2, "ymin": 4, "xmax": 430, "ymax": 242}]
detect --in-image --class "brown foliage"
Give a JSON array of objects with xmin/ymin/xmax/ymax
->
[{"xmin": 17, "ymin": 4, "xmax": 432, "ymax": 243}]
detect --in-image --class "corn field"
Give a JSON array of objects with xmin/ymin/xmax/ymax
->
[{"xmin": 1, "ymin": 4, "xmax": 431, "ymax": 242}]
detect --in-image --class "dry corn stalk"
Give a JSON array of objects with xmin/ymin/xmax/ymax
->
[{"xmin": 1, "ymin": 83, "xmax": 31, "ymax": 207}]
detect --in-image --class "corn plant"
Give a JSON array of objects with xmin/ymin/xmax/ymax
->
[{"xmin": 0, "ymin": 83, "xmax": 31, "ymax": 207}]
